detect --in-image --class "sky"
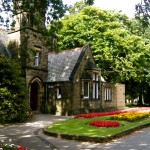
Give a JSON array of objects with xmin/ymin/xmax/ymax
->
[{"xmin": 63, "ymin": 0, "xmax": 142, "ymax": 18}]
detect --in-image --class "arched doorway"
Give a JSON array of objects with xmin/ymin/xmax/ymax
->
[
  {"xmin": 30, "ymin": 82, "xmax": 39, "ymax": 110},
  {"xmin": 28, "ymin": 77, "xmax": 44, "ymax": 112}
]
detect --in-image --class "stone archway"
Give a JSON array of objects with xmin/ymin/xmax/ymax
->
[{"xmin": 29, "ymin": 78, "xmax": 43, "ymax": 111}]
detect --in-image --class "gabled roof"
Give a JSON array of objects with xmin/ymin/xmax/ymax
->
[
  {"xmin": 85, "ymin": 60, "xmax": 100, "ymax": 71},
  {"xmin": 46, "ymin": 44, "xmax": 88, "ymax": 82}
]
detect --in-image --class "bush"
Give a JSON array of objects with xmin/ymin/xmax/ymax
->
[{"xmin": 0, "ymin": 54, "xmax": 27, "ymax": 123}]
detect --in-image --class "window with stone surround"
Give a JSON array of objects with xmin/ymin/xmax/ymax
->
[
  {"xmin": 83, "ymin": 81, "xmax": 89, "ymax": 99},
  {"xmin": 34, "ymin": 52, "xmax": 39, "ymax": 67},
  {"xmin": 105, "ymin": 87, "xmax": 112, "ymax": 101},
  {"xmin": 93, "ymin": 73, "xmax": 99, "ymax": 99}
]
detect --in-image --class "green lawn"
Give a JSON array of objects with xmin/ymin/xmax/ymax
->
[{"xmin": 46, "ymin": 116, "xmax": 150, "ymax": 137}]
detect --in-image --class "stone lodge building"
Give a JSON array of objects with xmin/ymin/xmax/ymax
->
[
  {"xmin": 44, "ymin": 44, "xmax": 125, "ymax": 115},
  {"xmin": 0, "ymin": 27, "xmax": 125, "ymax": 115},
  {"xmin": 0, "ymin": 7, "xmax": 125, "ymax": 115}
]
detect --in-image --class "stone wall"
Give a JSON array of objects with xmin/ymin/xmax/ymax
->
[
  {"xmin": 46, "ymin": 82, "xmax": 72, "ymax": 115},
  {"xmin": 115, "ymin": 83, "xmax": 125, "ymax": 109},
  {"xmin": 7, "ymin": 12, "xmax": 49, "ymax": 112},
  {"xmin": 101, "ymin": 82, "xmax": 125, "ymax": 110}
]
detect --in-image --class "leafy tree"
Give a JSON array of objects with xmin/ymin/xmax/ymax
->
[
  {"xmin": 0, "ymin": 0, "xmax": 67, "ymax": 30},
  {"xmin": 68, "ymin": 0, "xmax": 94, "ymax": 15},
  {"xmin": 135, "ymin": 0, "xmax": 150, "ymax": 105},
  {"xmin": 0, "ymin": 54, "xmax": 27, "ymax": 123},
  {"xmin": 48, "ymin": 6, "xmax": 150, "ymax": 103},
  {"xmin": 84, "ymin": 0, "xmax": 94, "ymax": 6},
  {"xmin": 135, "ymin": 0, "xmax": 150, "ymax": 30},
  {"xmin": 68, "ymin": 0, "xmax": 86, "ymax": 14}
]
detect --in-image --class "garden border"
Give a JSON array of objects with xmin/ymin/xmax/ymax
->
[{"xmin": 43, "ymin": 122, "xmax": 150, "ymax": 143}]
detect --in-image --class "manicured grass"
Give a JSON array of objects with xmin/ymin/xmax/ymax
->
[{"xmin": 46, "ymin": 116, "xmax": 150, "ymax": 137}]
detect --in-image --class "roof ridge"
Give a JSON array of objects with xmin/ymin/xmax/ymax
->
[{"xmin": 48, "ymin": 47, "xmax": 82, "ymax": 55}]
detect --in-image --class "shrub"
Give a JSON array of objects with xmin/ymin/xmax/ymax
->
[{"xmin": 0, "ymin": 54, "xmax": 27, "ymax": 123}]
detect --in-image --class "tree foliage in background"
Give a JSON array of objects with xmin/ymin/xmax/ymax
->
[
  {"xmin": 135, "ymin": 0, "xmax": 150, "ymax": 30},
  {"xmin": 0, "ymin": 0, "xmax": 67, "ymax": 30},
  {"xmin": 48, "ymin": 6, "xmax": 150, "ymax": 102},
  {"xmin": 0, "ymin": 0, "xmax": 68, "ymax": 58},
  {"xmin": 0, "ymin": 54, "xmax": 27, "ymax": 123},
  {"xmin": 68, "ymin": 0, "xmax": 94, "ymax": 15},
  {"xmin": 84, "ymin": 0, "xmax": 94, "ymax": 6}
]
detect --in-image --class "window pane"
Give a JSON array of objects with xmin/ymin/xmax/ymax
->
[
  {"xmin": 93, "ymin": 73, "xmax": 99, "ymax": 81},
  {"xmin": 93, "ymin": 74, "xmax": 95, "ymax": 81},
  {"xmin": 93, "ymin": 82, "xmax": 95, "ymax": 98},
  {"xmin": 93, "ymin": 82, "xmax": 99, "ymax": 99},
  {"xmin": 96, "ymin": 74, "xmax": 99, "ymax": 81},
  {"xmin": 96, "ymin": 83, "xmax": 98, "ymax": 99},
  {"xmin": 34, "ymin": 52, "xmax": 39, "ymax": 66},
  {"xmin": 57, "ymin": 87, "xmax": 61, "ymax": 99},
  {"xmin": 84, "ymin": 81, "xmax": 89, "ymax": 98},
  {"xmin": 105, "ymin": 88, "xmax": 112, "ymax": 100}
]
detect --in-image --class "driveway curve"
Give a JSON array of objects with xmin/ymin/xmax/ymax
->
[{"xmin": 0, "ymin": 113, "xmax": 150, "ymax": 150}]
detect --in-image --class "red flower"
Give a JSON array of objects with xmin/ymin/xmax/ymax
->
[
  {"xmin": 74, "ymin": 110, "xmax": 127, "ymax": 118},
  {"xmin": 89, "ymin": 120, "xmax": 120, "ymax": 127},
  {"xmin": 74, "ymin": 107, "xmax": 150, "ymax": 118},
  {"xmin": 17, "ymin": 146, "xmax": 27, "ymax": 150}
]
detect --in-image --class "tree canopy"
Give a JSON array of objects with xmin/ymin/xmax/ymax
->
[
  {"xmin": 0, "ymin": 0, "xmax": 67, "ymax": 29},
  {"xmin": 135, "ymin": 0, "xmax": 150, "ymax": 29},
  {"xmin": 48, "ymin": 6, "xmax": 150, "ymax": 102}
]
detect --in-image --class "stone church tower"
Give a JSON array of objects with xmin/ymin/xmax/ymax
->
[{"xmin": 8, "ymin": 2, "xmax": 48, "ymax": 112}]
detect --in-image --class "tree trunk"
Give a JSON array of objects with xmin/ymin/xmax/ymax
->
[{"xmin": 138, "ymin": 86, "xmax": 143, "ymax": 106}]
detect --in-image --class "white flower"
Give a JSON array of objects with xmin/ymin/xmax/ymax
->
[
  {"xmin": 10, "ymin": 144, "xmax": 15, "ymax": 147},
  {"xmin": 1, "ymin": 140, "xmax": 4, "ymax": 143}
]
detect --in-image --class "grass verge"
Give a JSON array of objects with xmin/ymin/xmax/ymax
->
[{"xmin": 45, "ymin": 116, "xmax": 150, "ymax": 138}]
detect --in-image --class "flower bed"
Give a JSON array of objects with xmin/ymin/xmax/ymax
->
[
  {"xmin": 89, "ymin": 120, "xmax": 120, "ymax": 127},
  {"xmin": 110, "ymin": 111, "xmax": 150, "ymax": 122},
  {"xmin": 74, "ymin": 107, "xmax": 150, "ymax": 119},
  {"xmin": 74, "ymin": 110, "xmax": 128, "ymax": 118}
]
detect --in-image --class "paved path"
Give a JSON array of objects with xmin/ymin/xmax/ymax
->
[
  {"xmin": 0, "ymin": 110, "xmax": 150, "ymax": 150},
  {"xmin": 0, "ymin": 114, "xmax": 72, "ymax": 150}
]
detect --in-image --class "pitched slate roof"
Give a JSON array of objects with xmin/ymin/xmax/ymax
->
[
  {"xmin": 0, "ymin": 29, "xmax": 11, "ymax": 57},
  {"xmin": 46, "ymin": 45, "xmax": 88, "ymax": 82}
]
